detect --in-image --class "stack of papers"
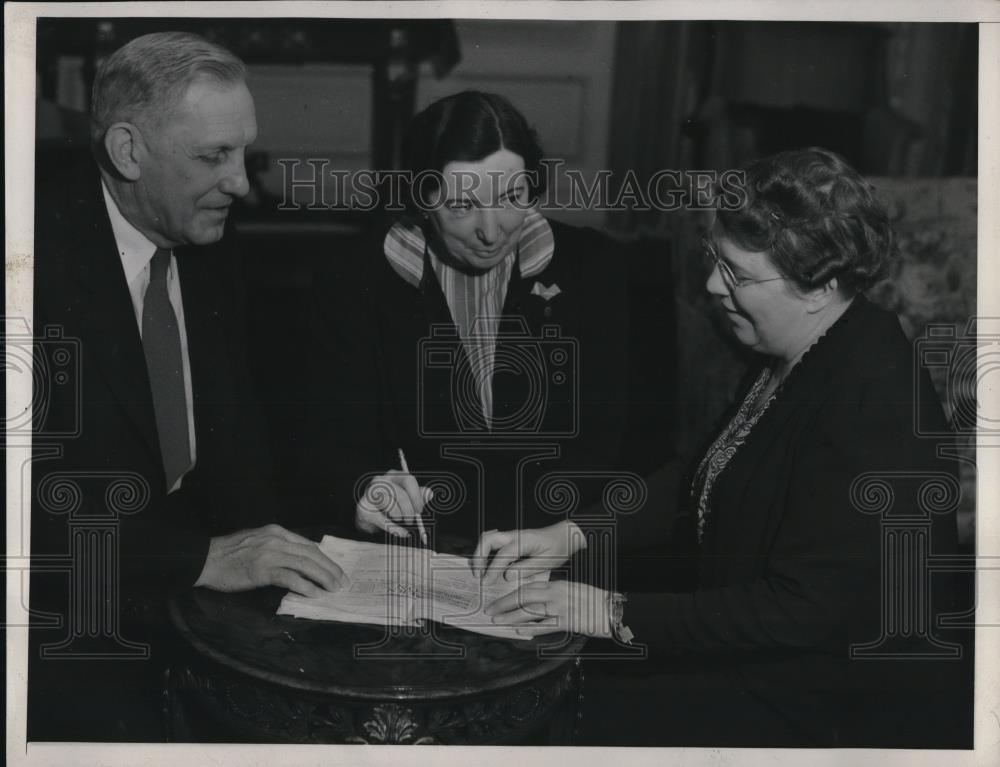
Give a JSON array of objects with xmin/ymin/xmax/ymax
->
[{"xmin": 277, "ymin": 535, "xmax": 546, "ymax": 640}]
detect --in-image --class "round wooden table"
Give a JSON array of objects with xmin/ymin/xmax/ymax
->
[{"xmin": 165, "ymin": 581, "xmax": 586, "ymax": 744}]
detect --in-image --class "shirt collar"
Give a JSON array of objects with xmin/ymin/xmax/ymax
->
[
  {"xmin": 101, "ymin": 179, "xmax": 160, "ymax": 285},
  {"xmin": 383, "ymin": 207, "xmax": 554, "ymax": 288}
]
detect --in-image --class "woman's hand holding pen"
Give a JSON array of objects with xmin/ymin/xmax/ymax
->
[{"xmin": 355, "ymin": 470, "xmax": 433, "ymax": 542}]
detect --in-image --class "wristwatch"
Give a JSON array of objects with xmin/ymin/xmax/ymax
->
[{"xmin": 608, "ymin": 591, "xmax": 634, "ymax": 644}]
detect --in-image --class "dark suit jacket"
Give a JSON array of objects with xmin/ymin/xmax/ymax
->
[
  {"xmin": 304, "ymin": 217, "xmax": 631, "ymax": 546},
  {"xmin": 623, "ymin": 295, "xmax": 969, "ymax": 747},
  {"xmin": 28, "ymin": 164, "xmax": 275, "ymax": 740}
]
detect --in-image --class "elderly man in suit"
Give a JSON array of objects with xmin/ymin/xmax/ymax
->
[{"xmin": 28, "ymin": 31, "xmax": 345, "ymax": 741}]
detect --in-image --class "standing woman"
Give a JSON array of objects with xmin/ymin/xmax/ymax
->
[
  {"xmin": 308, "ymin": 91, "xmax": 630, "ymax": 548},
  {"xmin": 480, "ymin": 148, "xmax": 967, "ymax": 747}
]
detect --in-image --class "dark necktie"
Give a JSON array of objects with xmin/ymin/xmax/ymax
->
[{"xmin": 142, "ymin": 248, "xmax": 191, "ymax": 490}]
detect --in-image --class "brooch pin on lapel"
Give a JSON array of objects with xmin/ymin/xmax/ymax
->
[{"xmin": 530, "ymin": 282, "xmax": 562, "ymax": 301}]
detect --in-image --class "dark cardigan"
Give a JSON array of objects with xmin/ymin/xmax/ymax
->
[
  {"xmin": 306, "ymin": 217, "xmax": 632, "ymax": 545},
  {"xmin": 621, "ymin": 295, "xmax": 968, "ymax": 747}
]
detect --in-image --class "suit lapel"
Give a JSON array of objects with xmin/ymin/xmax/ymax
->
[
  {"xmin": 73, "ymin": 177, "xmax": 162, "ymax": 465},
  {"xmin": 417, "ymin": 248, "xmax": 458, "ymax": 330},
  {"xmin": 501, "ymin": 255, "xmax": 534, "ymax": 318},
  {"xmin": 173, "ymin": 247, "xmax": 227, "ymax": 439},
  {"xmin": 506, "ymin": 249, "xmax": 570, "ymax": 333}
]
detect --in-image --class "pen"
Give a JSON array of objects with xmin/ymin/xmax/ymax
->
[{"xmin": 397, "ymin": 448, "xmax": 428, "ymax": 546}]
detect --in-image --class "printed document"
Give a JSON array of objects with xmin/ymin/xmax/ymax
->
[{"xmin": 277, "ymin": 535, "xmax": 547, "ymax": 640}]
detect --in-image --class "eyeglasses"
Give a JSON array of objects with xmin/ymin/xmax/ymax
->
[{"xmin": 702, "ymin": 238, "xmax": 786, "ymax": 291}]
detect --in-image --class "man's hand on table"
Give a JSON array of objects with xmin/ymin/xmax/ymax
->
[{"xmin": 195, "ymin": 524, "xmax": 349, "ymax": 597}]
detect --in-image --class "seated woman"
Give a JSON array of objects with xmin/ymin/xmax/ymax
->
[
  {"xmin": 478, "ymin": 148, "xmax": 968, "ymax": 747},
  {"xmin": 308, "ymin": 91, "xmax": 633, "ymax": 548}
]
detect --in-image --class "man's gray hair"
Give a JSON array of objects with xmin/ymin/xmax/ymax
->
[{"xmin": 90, "ymin": 31, "xmax": 246, "ymax": 148}]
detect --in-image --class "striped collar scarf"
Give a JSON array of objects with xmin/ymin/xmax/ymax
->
[{"xmin": 384, "ymin": 209, "xmax": 554, "ymax": 426}]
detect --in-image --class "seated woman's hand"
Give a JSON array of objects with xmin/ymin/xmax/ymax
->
[
  {"xmin": 485, "ymin": 580, "xmax": 612, "ymax": 638},
  {"xmin": 355, "ymin": 470, "xmax": 433, "ymax": 540},
  {"xmin": 471, "ymin": 521, "xmax": 587, "ymax": 585}
]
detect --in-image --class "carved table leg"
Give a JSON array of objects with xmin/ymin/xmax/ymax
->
[
  {"xmin": 546, "ymin": 657, "xmax": 583, "ymax": 744},
  {"xmin": 163, "ymin": 665, "xmax": 195, "ymax": 742}
]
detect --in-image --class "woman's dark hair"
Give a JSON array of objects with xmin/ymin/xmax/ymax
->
[
  {"xmin": 400, "ymin": 90, "xmax": 545, "ymax": 212},
  {"xmin": 716, "ymin": 147, "xmax": 897, "ymax": 293}
]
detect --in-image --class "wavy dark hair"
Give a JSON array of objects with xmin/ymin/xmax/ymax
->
[
  {"xmin": 715, "ymin": 147, "xmax": 897, "ymax": 293},
  {"xmin": 400, "ymin": 90, "xmax": 545, "ymax": 212}
]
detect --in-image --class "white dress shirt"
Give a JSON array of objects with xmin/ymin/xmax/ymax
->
[{"xmin": 101, "ymin": 181, "xmax": 197, "ymax": 491}]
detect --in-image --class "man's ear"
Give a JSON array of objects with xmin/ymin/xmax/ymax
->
[
  {"xmin": 805, "ymin": 276, "xmax": 840, "ymax": 313},
  {"xmin": 103, "ymin": 122, "xmax": 143, "ymax": 181}
]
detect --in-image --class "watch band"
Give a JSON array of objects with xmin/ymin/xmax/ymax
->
[{"xmin": 608, "ymin": 591, "xmax": 634, "ymax": 644}]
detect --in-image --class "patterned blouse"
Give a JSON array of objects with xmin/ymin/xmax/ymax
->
[{"xmin": 691, "ymin": 367, "xmax": 778, "ymax": 544}]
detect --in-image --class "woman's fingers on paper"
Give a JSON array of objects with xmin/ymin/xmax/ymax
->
[
  {"xmin": 489, "ymin": 601, "xmax": 552, "ymax": 625},
  {"xmin": 470, "ymin": 529, "xmax": 510, "ymax": 577},
  {"xmin": 482, "ymin": 542, "xmax": 524, "ymax": 585},
  {"xmin": 472, "ymin": 529, "xmax": 502, "ymax": 557},
  {"xmin": 514, "ymin": 568, "xmax": 552, "ymax": 585},
  {"xmin": 515, "ymin": 624, "xmax": 560, "ymax": 637},
  {"xmin": 485, "ymin": 583, "xmax": 552, "ymax": 616},
  {"xmin": 503, "ymin": 556, "xmax": 556, "ymax": 583}
]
